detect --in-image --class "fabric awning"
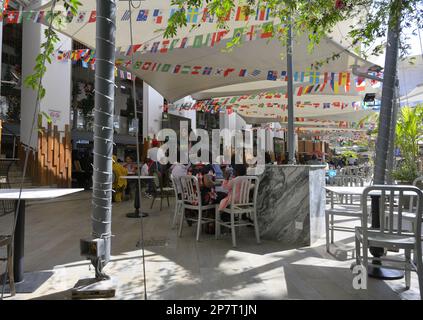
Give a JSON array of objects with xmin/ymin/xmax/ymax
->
[{"xmin": 40, "ymin": 0, "xmax": 378, "ymax": 102}]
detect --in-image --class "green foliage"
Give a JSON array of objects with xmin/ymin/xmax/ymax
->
[
  {"xmin": 392, "ymin": 161, "xmax": 419, "ymax": 183},
  {"xmin": 340, "ymin": 150, "xmax": 358, "ymax": 161},
  {"xmin": 165, "ymin": 0, "xmax": 423, "ymax": 67},
  {"xmin": 393, "ymin": 105, "xmax": 423, "ymax": 181}
]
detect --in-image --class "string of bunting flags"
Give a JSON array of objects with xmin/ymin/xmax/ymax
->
[
  {"xmin": 0, "ymin": 5, "xmax": 274, "ymax": 25},
  {"xmin": 169, "ymin": 98, "xmax": 363, "ymax": 115},
  {"xmin": 57, "ymin": 49, "xmax": 380, "ymax": 94}
]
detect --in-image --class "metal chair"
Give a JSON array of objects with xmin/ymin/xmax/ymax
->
[
  {"xmin": 325, "ymin": 175, "xmax": 364, "ymax": 252},
  {"xmin": 355, "ymin": 185, "xmax": 423, "ymax": 299},
  {"xmin": 170, "ymin": 175, "xmax": 184, "ymax": 229},
  {"xmin": 178, "ymin": 175, "xmax": 217, "ymax": 241},
  {"xmin": 0, "ymin": 180, "xmax": 16, "ymax": 298},
  {"xmin": 150, "ymin": 171, "xmax": 172, "ymax": 211},
  {"xmin": 215, "ymin": 176, "xmax": 261, "ymax": 247}
]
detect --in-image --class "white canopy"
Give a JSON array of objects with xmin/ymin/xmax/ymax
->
[
  {"xmin": 400, "ymin": 83, "xmax": 423, "ymax": 106},
  {"xmin": 39, "ymin": 0, "xmax": 376, "ymax": 102}
]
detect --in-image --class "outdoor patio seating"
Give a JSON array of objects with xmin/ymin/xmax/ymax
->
[
  {"xmin": 150, "ymin": 172, "xmax": 173, "ymax": 211},
  {"xmin": 355, "ymin": 185, "xmax": 423, "ymax": 299},
  {"xmin": 178, "ymin": 175, "xmax": 217, "ymax": 241},
  {"xmin": 215, "ymin": 176, "xmax": 261, "ymax": 247},
  {"xmin": 170, "ymin": 175, "xmax": 184, "ymax": 229}
]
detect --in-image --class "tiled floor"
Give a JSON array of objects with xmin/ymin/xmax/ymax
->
[{"xmin": 1, "ymin": 191, "xmax": 421, "ymax": 300}]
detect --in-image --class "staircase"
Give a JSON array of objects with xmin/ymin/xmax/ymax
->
[{"xmin": 0, "ymin": 159, "xmax": 35, "ymax": 188}]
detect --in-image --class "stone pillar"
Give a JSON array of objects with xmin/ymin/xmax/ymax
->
[{"xmin": 20, "ymin": 20, "xmax": 72, "ymax": 149}]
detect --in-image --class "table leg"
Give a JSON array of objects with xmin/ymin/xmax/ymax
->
[
  {"xmin": 13, "ymin": 200, "xmax": 25, "ymax": 283},
  {"xmin": 126, "ymin": 180, "xmax": 149, "ymax": 218}
]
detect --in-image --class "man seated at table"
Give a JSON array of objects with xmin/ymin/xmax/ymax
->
[{"xmin": 123, "ymin": 155, "xmax": 138, "ymax": 198}]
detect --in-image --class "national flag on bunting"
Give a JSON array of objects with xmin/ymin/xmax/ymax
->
[
  {"xmin": 260, "ymin": 22, "xmax": 273, "ymax": 38},
  {"xmin": 235, "ymin": 6, "xmax": 249, "ymax": 21},
  {"xmin": 88, "ymin": 10, "xmax": 96, "ymax": 23},
  {"xmin": 126, "ymin": 44, "xmax": 142, "ymax": 56},
  {"xmin": 330, "ymin": 73, "xmax": 335, "ymax": 91},
  {"xmin": 137, "ymin": 9, "xmax": 149, "ymax": 21},
  {"xmin": 201, "ymin": 8, "xmax": 214, "ymax": 22},
  {"xmin": 232, "ymin": 27, "xmax": 245, "ymax": 42},
  {"xmin": 76, "ymin": 11, "xmax": 87, "ymax": 23},
  {"xmin": 6, "ymin": 11, "xmax": 20, "ymax": 24},
  {"xmin": 152, "ymin": 9, "xmax": 163, "ymax": 24},
  {"xmin": 249, "ymin": 69, "xmax": 261, "ymax": 77},
  {"xmin": 214, "ymin": 68, "xmax": 224, "ymax": 76},
  {"xmin": 345, "ymin": 72, "xmax": 351, "ymax": 92},
  {"xmin": 338, "ymin": 72, "xmax": 348, "ymax": 85},
  {"xmin": 121, "ymin": 10, "xmax": 131, "ymax": 21},
  {"xmin": 297, "ymin": 86, "xmax": 303, "ymax": 96},
  {"xmin": 355, "ymin": 76, "xmax": 366, "ymax": 92},
  {"xmin": 309, "ymin": 72, "xmax": 320, "ymax": 84},
  {"xmin": 255, "ymin": 7, "xmax": 270, "ymax": 21},
  {"xmin": 333, "ymin": 80, "xmax": 340, "ymax": 94},
  {"xmin": 239, "ymin": 69, "xmax": 248, "ymax": 77},
  {"xmin": 35, "ymin": 11, "xmax": 45, "ymax": 23},
  {"xmin": 186, "ymin": 8, "xmax": 199, "ymax": 23},
  {"xmin": 245, "ymin": 25, "xmax": 257, "ymax": 41}
]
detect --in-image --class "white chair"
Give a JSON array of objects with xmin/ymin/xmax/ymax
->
[
  {"xmin": 325, "ymin": 175, "xmax": 364, "ymax": 252},
  {"xmin": 355, "ymin": 185, "xmax": 423, "ymax": 298},
  {"xmin": 215, "ymin": 176, "xmax": 261, "ymax": 247},
  {"xmin": 171, "ymin": 175, "xmax": 184, "ymax": 229},
  {"xmin": 178, "ymin": 175, "xmax": 217, "ymax": 241}
]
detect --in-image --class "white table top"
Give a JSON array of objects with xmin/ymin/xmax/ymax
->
[
  {"xmin": 325, "ymin": 186, "xmax": 417, "ymax": 196},
  {"xmin": 122, "ymin": 176, "xmax": 155, "ymax": 180},
  {"xmin": 325, "ymin": 186, "xmax": 366, "ymax": 195},
  {"xmin": 0, "ymin": 188, "xmax": 84, "ymax": 200}
]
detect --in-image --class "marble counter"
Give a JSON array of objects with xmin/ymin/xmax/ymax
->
[{"xmin": 256, "ymin": 165, "xmax": 326, "ymax": 247}]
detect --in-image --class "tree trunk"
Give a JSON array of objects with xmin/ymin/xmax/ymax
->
[
  {"xmin": 91, "ymin": 0, "xmax": 116, "ymax": 277},
  {"xmin": 373, "ymin": 2, "xmax": 401, "ymax": 185}
]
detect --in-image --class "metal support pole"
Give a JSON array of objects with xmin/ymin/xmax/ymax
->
[
  {"xmin": 287, "ymin": 18, "xmax": 295, "ymax": 164},
  {"xmin": 91, "ymin": 0, "xmax": 116, "ymax": 277}
]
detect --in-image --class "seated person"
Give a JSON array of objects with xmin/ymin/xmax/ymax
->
[
  {"xmin": 307, "ymin": 154, "xmax": 321, "ymax": 165},
  {"xmin": 218, "ymin": 164, "xmax": 247, "ymax": 212},
  {"xmin": 212, "ymin": 163, "xmax": 224, "ymax": 179},
  {"xmin": 112, "ymin": 155, "xmax": 128, "ymax": 202},
  {"xmin": 123, "ymin": 155, "xmax": 137, "ymax": 175}
]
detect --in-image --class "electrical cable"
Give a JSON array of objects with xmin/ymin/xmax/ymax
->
[{"xmin": 128, "ymin": 0, "xmax": 148, "ymax": 301}]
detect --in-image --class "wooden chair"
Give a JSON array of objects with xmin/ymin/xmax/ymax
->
[
  {"xmin": 178, "ymin": 175, "xmax": 217, "ymax": 241},
  {"xmin": 215, "ymin": 176, "xmax": 261, "ymax": 247},
  {"xmin": 0, "ymin": 181, "xmax": 16, "ymax": 298},
  {"xmin": 355, "ymin": 185, "xmax": 423, "ymax": 299}
]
